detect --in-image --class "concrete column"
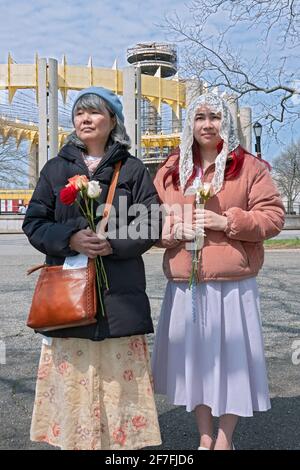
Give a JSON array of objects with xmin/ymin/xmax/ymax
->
[
  {"xmin": 136, "ymin": 67, "xmax": 141, "ymax": 159},
  {"xmin": 185, "ymin": 79, "xmax": 203, "ymax": 107},
  {"xmin": 38, "ymin": 58, "xmax": 48, "ymax": 173},
  {"xmin": 239, "ymin": 107, "xmax": 252, "ymax": 152},
  {"xmin": 123, "ymin": 66, "xmax": 141, "ymax": 158},
  {"xmin": 28, "ymin": 143, "xmax": 39, "ymax": 188},
  {"xmin": 172, "ymin": 108, "xmax": 182, "ymax": 133},
  {"xmin": 142, "ymin": 99, "xmax": 159, "ymax": 134},
  {"xmin": 48, "ymin": 58, "xmax": 58, "ymax": 159},
  {"xmin": 225, "ymin": 94, "xmax": 239, "ymax": 135}
]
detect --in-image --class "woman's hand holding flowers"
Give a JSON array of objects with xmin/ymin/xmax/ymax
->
[
  {"xmin": 194, "ymin": 208, "xmax": 228, "ymax": 232},
  {"xmin": 173, "ymin": 222, "xmax": 197, "ymax": 241},
  {"xmin": 70, "ymin": 228, "xmax": 113, "ymax": 258}
]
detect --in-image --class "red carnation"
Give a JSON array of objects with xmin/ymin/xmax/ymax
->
[{"xmin": 60, "ymin": 185, "xmax": 79, "ymax": 205}]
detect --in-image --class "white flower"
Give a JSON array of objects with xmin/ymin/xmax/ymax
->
[
  {"xmin": 87, "ymin": 181, "xmax": 101, "ymax": 198},
  {"xmin": 203, "ymin": 182, "xmax": 211, "ymax": 194},
  {"xmin": 198, "ymin": 182, "xmax": 212, "ymax": 201}
]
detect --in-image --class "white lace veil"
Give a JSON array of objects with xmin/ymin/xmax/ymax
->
[{"xmin": 179, "ymin": 94, "xmax": 240, "ymax": 195}]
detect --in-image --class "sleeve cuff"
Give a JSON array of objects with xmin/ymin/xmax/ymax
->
[{"xmin": 222, "ymin": 210, "xmax": 234, "ymax": 237}]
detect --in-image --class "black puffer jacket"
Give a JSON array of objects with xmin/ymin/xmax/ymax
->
[{"xmin": 23, "ymin": 142, "xmax": 161, "ymax": 341}]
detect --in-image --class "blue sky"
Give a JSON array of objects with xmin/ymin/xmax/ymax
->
[
  {"xmin": 0, "ymin": 0, "xmax": 299, "ymax": 161},
  {"xmin": 0, "ymin": 0, "xmax": 187, "ymax": 66}
]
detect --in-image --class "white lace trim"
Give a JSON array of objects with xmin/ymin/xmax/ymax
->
[{"xmin": 179, "ymin": 94, "xmax": 239, "ymax": 195}]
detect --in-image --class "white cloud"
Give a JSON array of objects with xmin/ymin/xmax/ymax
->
[
  {"xmin": 0, "ymin": 0, "xmax": 298, "ymax": 159},
  {"xmin": 0, "ymin": 0, "xmax": 188, "ymax": 65}
]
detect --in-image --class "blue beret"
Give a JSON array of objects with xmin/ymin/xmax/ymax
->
[{"xmin": 72, "ymin": 86, "xmax": 124, "ymax": 123}]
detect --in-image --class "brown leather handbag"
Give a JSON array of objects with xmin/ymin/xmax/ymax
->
[
  {"xmin": 26, "ymin": 259, "xmax": 97, "ymax": 331},
  {"xmin": 26, "ymin": 161, "xmax": 121, "ymax": 332}
]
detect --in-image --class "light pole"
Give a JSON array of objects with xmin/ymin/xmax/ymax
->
[{"xmin": 253, "ymin": 121, "xmax": 262, "ymax": 159}]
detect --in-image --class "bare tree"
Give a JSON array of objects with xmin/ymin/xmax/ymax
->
[
  {"xmin": 272, "ymin": 141, "xmax": 300, "ymax": 214},
  {"xmin": 165, "ymin": 0, "xmax": 300, "ymax": 137},
  {"xmin": 0, "ymin": 136, "xmax": 29, "ymax": 187}
]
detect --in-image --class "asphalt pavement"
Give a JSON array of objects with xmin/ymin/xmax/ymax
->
[{"xmin": 0, "ymin": 235, "xmax": 299, "ymax": 450}]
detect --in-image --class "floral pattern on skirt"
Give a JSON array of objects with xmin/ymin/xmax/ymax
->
[{"xmin": 30, "ymin": 335, "xmax": 161, "ymax": 450}]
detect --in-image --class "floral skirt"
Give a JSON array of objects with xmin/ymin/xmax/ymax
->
[{"xmin": 30, "ymin": 336, "xmax": 162, "ymax": 450}]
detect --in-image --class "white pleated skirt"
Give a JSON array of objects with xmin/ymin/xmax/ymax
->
[{"xmin": 151, "ymin": 278, "xmax": 271, "ymax": 417}]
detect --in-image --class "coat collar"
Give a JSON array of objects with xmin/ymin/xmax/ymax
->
[{"xmin": 58, "ymin": 142, "xmax": 129, "ymax": 170}]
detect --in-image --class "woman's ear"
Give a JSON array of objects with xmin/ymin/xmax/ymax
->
[{"xmin": 111, "ymin": 116, "xmax": 116, "ymax": 131}]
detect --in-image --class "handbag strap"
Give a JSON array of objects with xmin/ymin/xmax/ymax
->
[
  {"xmin": 96, "ymin": 160, "xmax": 122, "ymax": 235},
  {"xmin": 27, "ymin": 264, "xmax": 47, "ymax": 275},
  {"xmin": 27, "ymin": 163, "xmax": 121, "ymax": 275}
]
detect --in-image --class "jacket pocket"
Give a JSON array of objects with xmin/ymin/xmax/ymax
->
[
  {"xmin": 243, "ymin": 241, "xmax": 264, "ymax": 272},
  {"xmin": 206, "ymin": 241, "xmax": 249, "ymax": 278},
  {"xmin": 230, "ymin": 239, "xmax": 249, "ymax": 268}
]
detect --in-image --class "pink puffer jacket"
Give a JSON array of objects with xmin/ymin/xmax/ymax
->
[{"xmin": 154, "ymin": 153, "xmax": 285, "ymax": 282}]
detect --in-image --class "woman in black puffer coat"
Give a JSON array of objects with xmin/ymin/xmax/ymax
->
[{"xmin": 23, "ymin": 87, "xmax": 162, "ymax": 450}]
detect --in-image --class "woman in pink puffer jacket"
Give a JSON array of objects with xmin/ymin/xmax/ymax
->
[{"xmin": 151, "ymin": 93, "xmax": 285, "ymax": 450}]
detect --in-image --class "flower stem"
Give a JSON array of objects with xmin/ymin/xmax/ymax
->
[
  {"xmin": 99, "ymin": 257, "xmax": 109, "ymax": 288},
  {"xmin": 90, "ymin": 199, "xmax": 95, "ymax": 231},
  {"xmin": 94, "ymin": 260, "xmax": 105, "ymax": 317},
  {"xmin": 75, "ymin": 199, "xmax": 87, "ymax": 220},
  {"xmin": 75, "ymin": 193, "xmax": 109, "ymax": 316}
]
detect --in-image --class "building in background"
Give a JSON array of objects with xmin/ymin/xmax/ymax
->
[{"xmin": 0, "ymin": 46, "xmax": 253, "ymax": 187}]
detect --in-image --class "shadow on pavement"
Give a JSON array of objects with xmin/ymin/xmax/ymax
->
[{"xmin": 149, "ymin": 396, "xmax": 300, "ymax": 450}]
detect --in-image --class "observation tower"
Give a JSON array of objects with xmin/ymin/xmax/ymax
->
[{"xmin": 127, "ymin": 43, "xmax": 178, "ymax": 135}]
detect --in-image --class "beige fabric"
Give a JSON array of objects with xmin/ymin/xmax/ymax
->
[{"xmin": 30, "ymin": 336, "xmax": 161, "ymax": 450}]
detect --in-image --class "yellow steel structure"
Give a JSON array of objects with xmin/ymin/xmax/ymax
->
[
  {"xmin": 0, "ymin": 117, "xmax": 69, "ymax": 149},
  {"xmin": 0, "ymin": 54, "xmax": 186, "ymax": 114},
  {"xmin": 0, "ymin": 117, "xmax": 181, "ymax": 152},
  {"xmin": 142, "ymin": 132, "xmax": 180, "ymax": 156},
  {"xmin": 0, "ymin": 189, "xmax": 32, "ymax": 203},
  {"xmin": 0, "ymin": 116, "xmax": 39, "ymax": 150},
  {"xmin": 0, "ymin": 54, "xmax": 185, "ymax": 151}
]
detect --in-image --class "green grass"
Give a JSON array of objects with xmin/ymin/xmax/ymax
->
[{"xmin": 264, "ymin": 237, "xmax": 300, "ymax": 249}]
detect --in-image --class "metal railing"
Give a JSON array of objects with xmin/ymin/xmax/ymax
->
[{"xmin": 285, "ymin": 202, "xmax": 300, "ymax": 215}]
